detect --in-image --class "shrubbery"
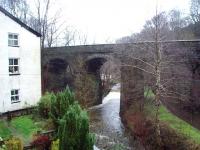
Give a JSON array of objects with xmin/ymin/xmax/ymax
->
[
  {"xmin": 4, "ymin": 137, "xmax": 23, "ymax": 150},
  {"xmin": 31, "ymin": 135, "xmax": 51, "ymax": 150},
  {"xmin": 37, "ymin": 88, "xmax": 95, "ymax": 150},
  {"xmin": 58, "ymin": 103, "xmax": 95, "ymax": 150},
  {"xmin": 49, "ymin": 88, "xmax": 75, "ymax": 129},
  {"xmin": 38, "ymin": 92, "xmax": 52, "ymax": 118}
]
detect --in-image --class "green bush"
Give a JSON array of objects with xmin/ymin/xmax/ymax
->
[
  {"xmin": 39, "ymin": 88, "xmax": 95, "ymax": 150},
  {"xmin": 58, "ymin": 103, "xmax": 95, "ymax": 150},
  {"xmin": 49, "ymin": 87, "xmax": 75, "ymax": 129},
  {"xmin": 38, "ymin": 92, "xmax": 53, "ymax": 118},
  {"xmin": 5, "ymin": 137, "xmax": 23, "ymax": 150}
]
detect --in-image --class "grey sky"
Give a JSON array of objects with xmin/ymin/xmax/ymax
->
[{"xmin": 33, "ymin": 0, "xmax": 191, "ymax": 44}]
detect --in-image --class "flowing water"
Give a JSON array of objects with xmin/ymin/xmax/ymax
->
[{"xmin": 89, "ymin": 84, "xmax": 143, "ymax": 150}]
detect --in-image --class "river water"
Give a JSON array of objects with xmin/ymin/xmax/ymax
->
[{"xmin": 89, "ymin": 84, "xmax": 143, "ymax": 150}]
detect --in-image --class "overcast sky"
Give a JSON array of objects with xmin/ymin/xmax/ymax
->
[{"xmin": 51, "ymin": 0, "xmax": 190, "ymax": 44}]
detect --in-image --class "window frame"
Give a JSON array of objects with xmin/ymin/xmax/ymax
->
[
  {"xmin": 9, "ymin": 58, "xmax": 20, "ymax": 75},
  {"xmin": 8, "ymin": 33, "xmax": 19, "ymax": 47},
  {"xmin": 11, "ymin": 89, "xmax": 20, "ymax": 104}
]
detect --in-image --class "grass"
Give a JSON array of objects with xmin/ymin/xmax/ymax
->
[
  {"xmin": 110, "ymin": 144, "xmax": 125, "ymax": 150},
  {"xmin": 144, "ymin": 87, "xmax": 200, "ymax": 144},
  {"xmin": 0, "ymin": 115, "xmax": 43, "ymax": 144},
  {"xmin": 0, "ymin": 121, "xmax": 11, "ymax": 138},
  {"xmin": 144, "ymin": 87, "xmax": 155, "ymax": 99},
  {"xmin": 159, "ymin": 106, "xmax": 200, "ymax": 144},
  {"xmin": 11, "ymin": 116, "xmax": 41, "ymax": 139}
]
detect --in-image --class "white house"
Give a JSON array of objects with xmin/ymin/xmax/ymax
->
[{"xmin": 0, "ymin": 6, "xmax": 41, "ymax": 113}]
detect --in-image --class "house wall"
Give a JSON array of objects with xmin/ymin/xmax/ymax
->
[{"xmin": 0, "ymin": 12, "xmax": 41, "ymax": 112}]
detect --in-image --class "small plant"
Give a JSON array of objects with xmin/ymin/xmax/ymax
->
[
  {"xmin": 5, "ymin": 137, "xmax": 23, "ymax": 150},
  {"xmin": 31, "ymin": 135, "xmax": 51, "ymax": 150},
  {"xmin": 38, "ymin": 92, "xmax": 53, "ymax": 118},
  {"xmin": 58, "ymin": 103, "xmax": 95, "ymax": 150},
  {"xmin": 51, "ymin": 139, "xmax": 59, "ymax": 150}
]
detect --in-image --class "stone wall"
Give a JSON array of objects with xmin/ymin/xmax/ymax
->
[
  {"xmin": 42, "ymin": 45, "xmax": 117, "ymax": 106},
  {"xmin": 42, "ymin": 41, "xmax": 200, "ymax": 117}
]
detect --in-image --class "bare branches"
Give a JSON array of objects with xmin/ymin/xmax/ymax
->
[{"xmin": 190, "ymin": 0, "xmax": 200, "ymax": 23}]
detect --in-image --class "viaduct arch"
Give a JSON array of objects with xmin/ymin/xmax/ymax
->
[{"xmin": 42, "ymin": 41, "xmax": 200, "ymax": 118}]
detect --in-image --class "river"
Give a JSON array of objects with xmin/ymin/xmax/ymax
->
[{"xmin": 89, "ymin": 84, "xmax": 143, "ymax": 150}]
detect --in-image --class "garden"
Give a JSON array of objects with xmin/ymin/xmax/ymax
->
[
  {"xmin": 1, "ymin": 87, "xmax": 200, "ymax": 150},
  {"xmin": 0, "ymin": 115, "xmax": 45, "ymax": 144},
  {"xmin": 0, "ymin": 88, "xmax": 95, "ymax": 150}
]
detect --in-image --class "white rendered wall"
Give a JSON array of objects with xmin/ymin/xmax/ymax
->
[{"xmin": 0, "ymin": 12, "xmax": 41, "ymax": 112}]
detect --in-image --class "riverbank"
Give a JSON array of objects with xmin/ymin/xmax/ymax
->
[
  {"xmin": 89, "ymin": 85, "xmax": 143, "ymax": 150},
  {"xmin": 123, "ymin": 102, "xmax": 200, "ymax": 149}
]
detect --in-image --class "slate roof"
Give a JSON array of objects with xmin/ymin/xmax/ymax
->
[{"xmin": 0, "ymin": 6, "xmax": 41, "ymax": 37}]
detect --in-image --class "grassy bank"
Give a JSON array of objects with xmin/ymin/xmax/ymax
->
[
  {"xmin": 123, "ymin": 88, "xmax": 199, "ymax": 150},
  {"xmin": 145, "ymin": 88, "xmax": 200, "ymax": 144},
  {"xmin": 159, "ymin": 106, "xmax": 200, "ymax": 144}
]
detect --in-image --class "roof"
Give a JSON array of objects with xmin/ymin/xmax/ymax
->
[{"xmin": 0, "ymin": 6, "xmax": 41, "ymax": 37}]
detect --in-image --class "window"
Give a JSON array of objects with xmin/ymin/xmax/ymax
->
[
  {"xmin": 9, "ymin": 58, "xmax": 20, "ymax": 75},
  {"xmin": 11, "ymin": 89, "xmax": 20, "ymax": 103},
  {"xmin": 8, "ymin": 33, "xmax": 19, "ymax": 46}
]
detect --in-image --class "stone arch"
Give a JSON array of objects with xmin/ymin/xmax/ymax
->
[
  {"xmin": 86, "ymin": 57, "xmax": 107, "ymax": 74},
  {"xmin": 84, "ymin": 57, "xmax": 109, "ymax": 104},
  {"xmin": 48, "ymin": 58, "xmax": 68, "ymax": 74},
  {"xmin": 42, "ymin": 58, "xmax": 74, "ymax": 92}
]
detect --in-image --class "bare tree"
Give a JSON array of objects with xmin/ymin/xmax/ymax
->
[
  {"xmin": 154, "ymin": 7, "xmax": 162, "ymax": 145},
  {"xmin": 34, "ymin": 0, "xmax": 50, "ymax": 48},
  {"xmin": 46, "ymin": 14, "xmax": 65, "ymax": 47},
  {"xmin": 63, "ymin": 27, "xmax": 76, "ymax": 46},
  {"xmin": 190, "ymin": 0, "xmax": 200, "ymax": 23},
  {"xmin": 0, "ymin": 0, "xmax": 29, "ymax": 22},
  {"xmin": 0, "ymin": 0, "xmax": 81, "ymax": 47},
  {"xmin": 168, "ymin": 10, "xmax": 187, "ymax": 30},
  {"xmin": 76, "ymin": 32, "xmax": 88, "ymax": 45},
  {"xmin": 168, "ymin": 9, "xmax": 194, "ymax": 40},
  {"xmin": 100, "ymin": 58, "xmax": 120, "ymax": 92}
]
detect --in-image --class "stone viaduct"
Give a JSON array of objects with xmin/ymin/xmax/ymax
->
[{"xmin": 42, "ymin": 40, "xmax": 200, "ymax": 117}]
